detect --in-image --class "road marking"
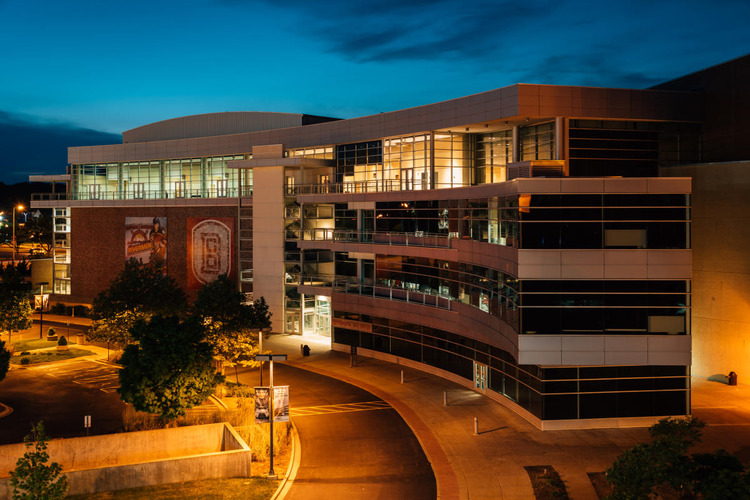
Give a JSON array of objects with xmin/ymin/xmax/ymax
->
[
  {"xmin": 74, "ymin": 374, "xmax": 118, "ymax": 383},
  {"xmin": 291, "ymin": 400, "xmax": 391, "ymax": 417},
  {"xmin": 693, "ymin": 406, "xmax": 739, "ymax": 409}
]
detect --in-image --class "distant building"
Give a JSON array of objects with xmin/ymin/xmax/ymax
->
[{"xmin": 30, "ymin": 54, "xmax": 750, "ymax": 429}]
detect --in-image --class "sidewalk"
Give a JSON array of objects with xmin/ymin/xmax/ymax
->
[{"xmin": 264, "ymin": 334, "xmax": 750, "ymax": 500}]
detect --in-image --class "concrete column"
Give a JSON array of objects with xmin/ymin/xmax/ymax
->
[
  {"xmin": 555, "ymin": 117, "xmax": 565, "ymax": 161},
  {"xmin": 512, "ymin": 126, "xmax": 520, "ymax": 163},
  {"xmin": 252, "ymin": 165, "xmax": 286, "ymax": 334}
]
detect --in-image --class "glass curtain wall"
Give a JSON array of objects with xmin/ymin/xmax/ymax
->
[
  {"xmin": 476, "ymin": 130, "xmax": 512, "ymax": 184},
  {"xmin": 520, "ymin": 122, "xmax": 555, "ymax": 161},
  {"xmin": 384, "ymin": 135, "xmax": 430, "ymax": 190},
  {"xmin": 70, "ymin": 155, "xmax": 243, "ymax": 200},
  {"xmin": 433, "ymin": 132, "xmax": 472, "ymax": 188}
]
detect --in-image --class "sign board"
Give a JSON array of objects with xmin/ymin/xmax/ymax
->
[
  {"xmin": 34, "ymin": 294, "xmax": 49, "ymax": 311},
  {"xmin": 273, "ymin": 385, "xmax": 290, "ymax": 422},
  {"xmin": 84, "ymin": 415, "xmax": 91, "ymax": 428},
  {"xmin": 254, "ymin": 387, "xmax": 270, "ymax": 423},
  {"xmin": 255, "ymin": 354, "xmax": 288, "ymax": 362}
]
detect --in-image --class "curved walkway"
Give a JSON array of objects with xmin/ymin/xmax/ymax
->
[
  {"xmin": 246, "ymin": 363, "xmax": 436, "ymax": 500},
  {"xmin": 266, "ymin": 335, "xmax": 651, "ymax": 499}
]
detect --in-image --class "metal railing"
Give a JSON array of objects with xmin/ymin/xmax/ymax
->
[
  {"xmin": 288, "ymin": 180, "xmax": 471, "ymax": 196},
  {"xmin": 297, "ymin": 274, "xmax": 452, "ymax": 310},
  {"xmin": 32, "ymin": 186, "xmax": 254, "ymax": 202},
  {"xmin": 301, "ymin": 229, "xmax": 452, "ymax": 248}
]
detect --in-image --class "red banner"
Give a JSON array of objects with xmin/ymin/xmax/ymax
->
[{"xmin": 186, "ymin": 217, "xmax": 235, "ymax": 290}]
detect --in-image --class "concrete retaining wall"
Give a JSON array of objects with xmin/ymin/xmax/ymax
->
[{"xmin": 0, "ymin": 423, "xmax": 250, "ymax": 496}]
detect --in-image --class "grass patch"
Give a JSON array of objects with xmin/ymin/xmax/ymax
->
[
  {"xmin": 11, "ymin": 339, "xmax": 61, "ymax": 351},
  {"xmin": 11, "ymin": 348, "xmax": 94, "ymax": 365},
  {"xmin": 524, "ymin": 465, "xmax": 569, "ymax": 500},
  {"xmin": 65, "ymin": 477, "xmax": 279, "ymax": 500},
  {"xmin": 587, "ymin": 472, "xmax": 612, "ymax": 499}
]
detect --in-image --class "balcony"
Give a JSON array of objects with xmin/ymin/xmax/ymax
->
[
  {"xmin": 301, "ymin": 229, "xmax": 452, "ymax": 248},
  {"xmin": 297, "ymin": 274, "xmax": 452, "ymax": 310},
  {"xmin": 32, "ymin": 186, "xmax": 253, "ymax": 203}
]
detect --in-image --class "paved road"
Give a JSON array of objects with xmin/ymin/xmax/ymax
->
[
  {"xmin": 0, "ymin": 360, "xmax": 127, "ymax": 444},
  {"xmin": 237, "ymin": 363, "xmax": 436, "ymax": 500}
]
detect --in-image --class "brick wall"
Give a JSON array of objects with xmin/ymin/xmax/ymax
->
[{"xmin": 70, "ymin": 205, "xmax": 238, "ymax": 303}]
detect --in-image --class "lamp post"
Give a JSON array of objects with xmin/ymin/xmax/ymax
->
[
  {"xmin": 36, "ymin": 281, "xmax": 49, "ymax": 339},
  {"xmin": 255, "ymin": 353, "xmax": 287, "ymax": 479},
  {"xmin": 258, "ymin": 326, "xmax": 271, "ymax": 386},
  {"xmin": 11, "ymin": 204, "xmax": 24, "ymax": 264}
]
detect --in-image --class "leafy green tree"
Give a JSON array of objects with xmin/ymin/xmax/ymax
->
[
  {"xmin": 9, "ymin": 421, "xmax": 68, "ymax": 500},
  {"xmin": 193, "ymin": 275, "xmax": 272, "ymax": 382},
  {"xmin": 19, "ymin": 211, "xmax": 53, "ymax": 255},
  {"xmin": 118, "ymin": 315, "xmax": 224, "ymax": 422},
  {"xmin": 86, "ymin": 309, "xmax": 140, "ymax": 349},
  {"xmin": 193, "ymin": 274, "xmax": 250, "ymax": 338},
  {"xmin": 606, "ymin": 417, "xmax": 750, "ymax": 499},
  {"xmin": 0, "ymin": 340, "xmax": 10, "ymax": 382},
  {"xmin": 0, "ymin": 262, "xmax": 33, "ymax": 345},
  {"xmin": 89, "ymin": 258, "xmax": 186, "ymax": 346}
]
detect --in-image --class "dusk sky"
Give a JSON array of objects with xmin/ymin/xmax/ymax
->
[{"xmin": 1, "ymin": 0, "xmax": 749, "ymax": 183}]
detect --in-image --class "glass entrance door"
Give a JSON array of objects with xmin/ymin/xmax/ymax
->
[{"xmin": 315, "ymin": 297, "xmax": 331, "ymax": 336}]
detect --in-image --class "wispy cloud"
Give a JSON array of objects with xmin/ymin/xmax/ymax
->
[{"xmin": 240, "ymin": 0, "xmax": 560, "ymax": 62}]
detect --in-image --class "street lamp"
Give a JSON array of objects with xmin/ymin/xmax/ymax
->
[
  {"xmin": 255, "ymin": 353, "xmax": 287, "ymax": 479},
  {"xmin": 257, "ymin": 326, "xmax": 271, "ymax": 386},
  {"xmin": 12, "ymin": 204, "xmax": 24, "ymax": 264}
]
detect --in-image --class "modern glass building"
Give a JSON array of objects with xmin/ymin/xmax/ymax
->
[{"xmin": 33, "ymin": 54, "xmax": 750, "ymax": 429}]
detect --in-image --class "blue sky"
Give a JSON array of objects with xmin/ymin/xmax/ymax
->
[{"xmin": 1, "ymin": 0, "xmax": 749, "ymax": 183}]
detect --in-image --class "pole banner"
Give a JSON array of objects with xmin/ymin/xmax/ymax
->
[
  {"xmin": 273, "ymin": 385, "xmax": 290, "ymax": 422},
  {"xmin": 254, "ymin": 387, "xmax": 270, "ymax": 424}
]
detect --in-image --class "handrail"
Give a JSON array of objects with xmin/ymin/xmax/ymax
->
[
  {"xmin": 32, "ymin": 186, "xmax": 253, "ymax": 202},
  {"xmin": 288, "ymin": 180, "xmax": 470, "ymax": 196},
  {"xmin": 301, "ymin": 229, "xmax": 452, "ymax": 248},
  {"xmin": 297, "ymin": 274, "xmax": 452, "ymax": 310}
]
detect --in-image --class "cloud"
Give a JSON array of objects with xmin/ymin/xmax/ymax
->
[
  {"xmin": 242, "ymin": 0, "xmax": 560, "ymax": 63},
  {"xmin": 0, "ymin": 112, "xmax": 120, "ymax": 184},
  {"xmin": 514, "ymin": 53, "xmax": 668, "ymax": 88}
]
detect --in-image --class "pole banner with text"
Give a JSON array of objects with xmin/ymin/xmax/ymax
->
[
  {"xmin": 273, "ymin": 385, "xmax": 290, "ymax": 422},
  {"xmin": 254, "ymin": 387, "xmax": 270, "ymax": 424}
]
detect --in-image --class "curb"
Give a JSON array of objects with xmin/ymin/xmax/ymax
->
[
  {"xmin": 270, "ymin": 419, "xmax": 301, "ymax": 500},
  {"xmin": 0, "ymin": 402, "xmax": 13, "ymax": 418},
  {"xmin": 287, "ymin": 360, "xmax": 460, "ymax": 500},
  {"xmin": 208, "ymin": 395, "xmax": 228, "ymax": 410}
]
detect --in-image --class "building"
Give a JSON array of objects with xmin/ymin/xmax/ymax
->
[{"xmin": 31, "ymin": 55, "xmax": 750, "ymax": 429}]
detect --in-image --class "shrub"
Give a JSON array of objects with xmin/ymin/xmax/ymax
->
[
  {"xmin": 20, "ymin": 357, "xmax": 30, "ymax": 365},
  {"xmin": 50, "ymin": 303, "xmax": 66, "ymax": 315},
  {"xmin": 68, "ymin": 305, "xmax": 91, "ymax": 318},
  {"xmin": 57, "ymin": 336, "xmax": 67, "ymax": 346},
  {"xmin": 47, "ymin": 327, "xmax": 56, "ymax": 337},
  {"xmin": 20, "ymin": 351, "xmax": 30, "ymax": 355}
]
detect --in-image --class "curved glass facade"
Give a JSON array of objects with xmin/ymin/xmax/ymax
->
[{"xmin": 333, "ymin": 312, "xmax": 689, "ymax": 420}]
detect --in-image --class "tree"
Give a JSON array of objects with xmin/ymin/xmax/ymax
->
[
  {"xmin": 89, "ymin": 258, "xmax": 186, "ymax": 346},
  {"xmin": 86, "ymin": 309, "xmax": 140, "ymax": 349},
  {"xmin": 606, "ymin": 417, "xmax": 750, "ymax": 499},
  {"xmin": 118, "ymin": 315, "xmax": 224, "ymax": 422},
  {"xmin": 19, "ymin": 210, "xmax": 53, "ymax": 255},
  {"xmin": 193, "ymin": 275, "xmax": 272, "ymax": 382},
  {"xmin": 0, "ymin": 262, "xmax": 33, "ymax": 345},
  {"xmin": 0, "ymin": 340, "xmax": 10, "ymax": 382},
  {"xmin": 9, "ymin": 421, "xmax": 68, "ymax": 500}
]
